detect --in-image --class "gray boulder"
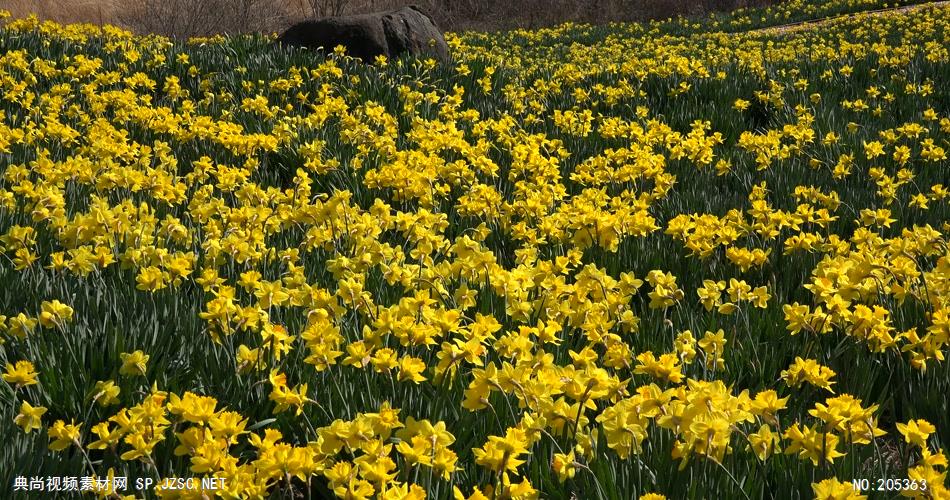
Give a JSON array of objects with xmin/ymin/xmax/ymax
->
[{"xmin": 278, "ymin": 5, "xmax": 450, "ymax": 64}]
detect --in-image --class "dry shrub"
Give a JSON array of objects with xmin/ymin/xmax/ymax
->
[{"xmin": 116, "ymin": 0, "xmax": 296, "ymax": 38}]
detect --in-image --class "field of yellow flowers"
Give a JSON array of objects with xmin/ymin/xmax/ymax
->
[{"xmin": 1, "ymin": 0, "xmax": 949, "ymax": 498}]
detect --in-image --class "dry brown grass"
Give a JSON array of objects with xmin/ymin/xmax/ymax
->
[
  {"xmin": 3, "ymin": 0, "xmax": 307, "ymax": 32},
  {"xmin": 2, "ymin": 0, "xmax": 378, "ymax": 35},
  {"xmin": 4, "ymin": 0, "xmax": 123, "ymax": 25},
  {"xmin": 2, "ymin": 0, "xmax": 785, "ymax": 35}
]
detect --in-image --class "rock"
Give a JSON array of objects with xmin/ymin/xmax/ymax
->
[
  {"xmin": 278, "ymin": 5, "xmax": 450, "ymax": 64},
  {"xmin": 380, "ymin": 6, "xmax": 450, "ymax": 63}
]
